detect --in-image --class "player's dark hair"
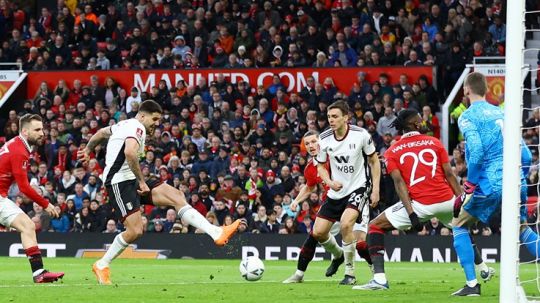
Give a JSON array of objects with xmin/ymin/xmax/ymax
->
[
  {"xmin": 327, "ymin": 100, "xmax": 349, "ymax": 116},
  {"xmin": 390, "ymin": 109, "xmax": 419, "ymax": 132},
  {"xmin": 139, "ymin": 99, "xmax": 163, "ymax": 114},
  {"xmin": 19, "ymin": 114, "xmax": 42, "ymax": 131},
  {"xmin": 303, "ymin": 130, "xmax": 319, "ymax": 138},
  {"xmin": 464, "ymin": 72, "xmax": 487, "ymax": 97}
]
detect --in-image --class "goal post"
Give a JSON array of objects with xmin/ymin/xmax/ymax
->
[{"xmin": 500, "ymin": 0, "xmax": 527, "ymax": 302}]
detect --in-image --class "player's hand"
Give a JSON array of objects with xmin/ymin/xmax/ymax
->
[
  {"xmin": 44, "ymin": 204, "xmax": 59, "ymax": 218},
  {"xmin": 462, "ymin": 181, "xmax": 477, "ymax": 195},
  {"xmin": 329, "ymin": 181, "xmax": 343, "ymax": 191},
  {"xmin": 77, "ymin": 148, "xmax": 90, "ymax": 165},
  {"xmin": 370, "ymin": 190, "xmax": 379, "ymax": 208},
  {"xmin": 290, "ymin": 201, "xmax": 299, "ymax": 212},
  {"xmin": 408, "ymin": 212, "xmax": 423, "ymax": 232},
  {"xmin": 137, "ymin": 181, "xmax": 150, "ymax": 196},
  {"xmin": 453, "ymin": 181, "xmax": 476, "ymax": 218}
]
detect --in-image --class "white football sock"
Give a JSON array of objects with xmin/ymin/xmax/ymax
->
[
  {"xmin": 178, "ymin": 205, "xmax": 221, "ymax": 240},
  {"xmin": 374, "ymin": 273, "xmax": 387, "ymax": 284},
  {"xmin": 295, "ymin": 270, "xmax": 305, "ymax": 277},
  {"xmin": 466, "ymin": 279, "xmax": 478, "ymax": 287},
  {"xmin": 342, "ymin": 241, "xmax": 355, "ymax": 277},
  {"xmin": 97, "ymin": 233, "xmax": 128, "ymax": 269},
  {"xmin": 319, "ymin": 234, "xmax": 343, "ymax": 258}
]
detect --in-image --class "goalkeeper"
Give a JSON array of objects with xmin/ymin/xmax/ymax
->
[{"xmin": 452, "ymin": 72, "xmax": 540, "ymax": 297}]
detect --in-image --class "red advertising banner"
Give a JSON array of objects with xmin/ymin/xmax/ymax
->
[{"xmin": 27, "ymin": 66, "xmax": 433, "ymax": 98}]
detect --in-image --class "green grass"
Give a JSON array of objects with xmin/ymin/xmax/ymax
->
[{"xmin": 0, "ymin": 257, "xmax": 537, "ymax": 303}]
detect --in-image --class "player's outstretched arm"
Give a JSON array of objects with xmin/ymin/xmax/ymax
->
[
  {"xmin": 291, "ymin": 184, "xmax": 317, "ymax": 212},
  {"xmin": 367, "ymin": 152, "xmax": 381, "ymax": 207},
  {"xmin": 390, "ymin": 170, "xmax": 423, "ymax": 231},
  {"xmin": 78, "ymin": 126, "xmax": 113, "ymax": 164}
]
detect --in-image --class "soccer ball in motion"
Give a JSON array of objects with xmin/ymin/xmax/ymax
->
[{"xmin": 239, "ymin": 256, "xmax": 265, "ymax": 281}]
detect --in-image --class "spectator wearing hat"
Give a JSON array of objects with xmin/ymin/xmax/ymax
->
[
  {"xmin": 261, "ymin": 170, "xmax": 284, "ymax": 208},
  {"xmin": 172, "ymin": 35, "xmax": 191, "ymax": 60}
]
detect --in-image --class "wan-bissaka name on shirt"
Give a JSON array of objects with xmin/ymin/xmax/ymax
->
[{"xmin": 391, "ymin": 139, "xmax": 436, "ymax": 153}]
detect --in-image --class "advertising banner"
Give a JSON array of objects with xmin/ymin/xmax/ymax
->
[
  {"xmin": 474, "ymin": 65, "xmax": 505, "ymax": 105},
  {"xmin": 0, "ymin": 233, "xmax": 530, "ymax": 263},
  {"xmin": 0, "ymin": 70, "xmax": 20, "ymax": 100},
  {"xmin": 27, "ymin": 66, "xmax": 433, "ymax": 97}
]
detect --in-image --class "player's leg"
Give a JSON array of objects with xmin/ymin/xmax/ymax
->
[
  {"xmin": 149, "ymin": 182, "xmax": 240, "ymax": 246},
  {"xmin": 518, "ymin": 184, "xmax": 540, "ymax": 259},
  {"xmin": 435, "ymin": 198, "xmax": 495, "ymax": 282},
  {"xmin": 282, "ymin": 232, "xmax": 318, "ymax": 283},
  {"xmin": 339, "ymin": 207, "xmax": 360, "ymax": 285},
  {"xmin": 93, "ymin": 181, "xmax": 142, "ymax": 285},
  {"xmin": 450, "ymin": 209, "xmax": 479, "ymax": 296},
  {"xmin": 312, "ymin": 200, "xmax": 346, "ymax": 277},
  {"xmin": 7, "ymin": 203, "xmax": 64, "ymax": 283},
  {"xmin": 354, "ymin": 202, "xmax": 372, "ymax": 267}
]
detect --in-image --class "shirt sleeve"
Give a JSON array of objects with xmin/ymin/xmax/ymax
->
[
  {"xmin": 458, "ymin": 114, "xmax": 484, "ymax": 184},
  {"xmin": 304, "ymin": 165, "xmax": 317, "ymax": 187},
  {"xmin": 125, "ymin": 121, "xmax": 145, "ymax": 147},
  {"xmin": 384, "ymin": 151, "xmax": 398, "ymax": 174},
  {"xmin": 11, "ymin": 154, "xmax": 49, "ymax": 208},
  {"xmin": 362, "ymin": 132, "xmax": 376, "ymax": 156}
]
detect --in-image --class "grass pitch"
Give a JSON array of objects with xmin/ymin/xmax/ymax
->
[{"xmin": 0, "ymin": 257, "xmax": 537, "ymax": 303}]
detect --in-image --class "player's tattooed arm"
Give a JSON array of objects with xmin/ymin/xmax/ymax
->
[
  {"xmin": 124, "ymin": 138, "xmax": 145, "ymax": 183},
  {"xmin": 78, "ymin": 126, "xmax": 112, "ymax": 164}
]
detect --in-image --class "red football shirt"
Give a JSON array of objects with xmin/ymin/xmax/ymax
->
[
  {"xmin": 384, "ymin": 132, "xmax": 454, "ymax": 205},
  {"xmin": 304, "ymin": 159, "xmax": 330, "ymax": 203},
  {"xmin": 0, "ymin": 136, "xmax": 49, "ymax": 208}
]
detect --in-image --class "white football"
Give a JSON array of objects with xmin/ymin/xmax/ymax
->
[{"xmin": 239, "ymin": 256, "xmax": 265, "ymax": 281}]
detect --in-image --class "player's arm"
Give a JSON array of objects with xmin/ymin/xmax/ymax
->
[
  {"xmin": 315, "ymin": 138, "xmax": 342, "ymax": 191},
  {"xmin": 78, "ymin": 126, "xmax": 112, "ymax": 163},
  {"xmin": 442, "ymin": 162, "xmax": 463, "ymax": 196},
  {"xmin": 389, "ymin": 169, "xmax": 423, "ymax": 231},
  {"xmin": 291, "ymin": 184, "xmax": 317, "ymax": 212},
  {"xmin": 124, "ymin": 138, "xmax": 145, "ymax": 184},
  {"xmin": 367, "ymin": 152, "xmax": 381, "ymax": 207},
  {"xmin": 317, "ymin": 163, "xmax": 341, "ymax": 191},
  {"xmin": 459, "ymin": 117, "xmax": 484, "ymax": 190},
  {"xmin": 11, "ymin": 154, "xmax": 58, "ymax": 217}
]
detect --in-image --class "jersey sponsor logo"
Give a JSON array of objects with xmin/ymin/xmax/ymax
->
[{"xmin": 334, "ymin": 155, "xmax": 350, "ymax": 164}]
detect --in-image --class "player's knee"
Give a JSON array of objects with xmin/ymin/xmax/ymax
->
[
  {"xmin": 311, "ymin": 229, "xmax": 327, "ymax": 242},
  {"xmin": 340, "ymin": 221, "xmax": 354, "ymax": 234}
]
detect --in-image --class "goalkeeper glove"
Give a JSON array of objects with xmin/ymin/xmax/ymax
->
[
  {"xmin": 409, "ymin": 212, "xmax": 424, "ymax": 232},
  {"xmin": 453, "ymin": 181, "xmax": 477, "ymax": 218}
]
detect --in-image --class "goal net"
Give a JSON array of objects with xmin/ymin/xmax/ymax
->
[{"xmin": 501, "ymin": 1, "xmax": 540, "ymax": 303}]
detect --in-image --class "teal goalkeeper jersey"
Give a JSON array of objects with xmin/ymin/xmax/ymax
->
[{"xmin": 458, "ymin": 100, "xmax": 504, "ymax": 196}]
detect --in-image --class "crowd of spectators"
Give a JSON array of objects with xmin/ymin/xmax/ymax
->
[{"xmin": 0, "ymin": 0, "xmax": 537, "ymax": 236}]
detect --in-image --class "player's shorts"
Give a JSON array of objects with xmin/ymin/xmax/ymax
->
[
  {"xmin": 317, "ymin": 186, "xmax": 370, "ymax": 223},
  {"xmin": 464, "ymin": 190, "xmax": 502, "ymax": 224},
  {"xmin": 0, "ymin": 196, "xmax": 24, "ymax": 227},
  {"xmin": 107, "ymin": 180, "xmax": 152, "ymax": 222},
  {"xmin": 384, "ymin": 197, "xmax": 455, "ymax": 230},
  {"xmin": 140, "ymin": 176, "xmax": 164, "ymax": 205}
]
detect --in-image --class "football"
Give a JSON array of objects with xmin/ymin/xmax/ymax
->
[{"xmin": 239, "ymin": 256, "xmax": 265, "ymax": 281}]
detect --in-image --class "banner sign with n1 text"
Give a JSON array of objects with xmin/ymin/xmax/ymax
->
[
  {"xmin": 26, "ymin": 66, "xmax": 433, "ymax": 97},
  {"xmin": 0, "ymin": 233, "xmax": 533, "ymax": 263},
  {"xmin": 474, "ymin": 65, "xmax": 505, "ymax": 106},
  {"xmin": 0, "ymin": 70, "xmax": 20, "ymax": 100}
]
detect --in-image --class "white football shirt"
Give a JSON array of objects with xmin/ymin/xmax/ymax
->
[
  {"xmin": 102, "ymin": 118, "xmax": 146, "ymax": 186},
  {"xmin": 316, "ymin": 124, "xmax": 376, "ymax": 200}
]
